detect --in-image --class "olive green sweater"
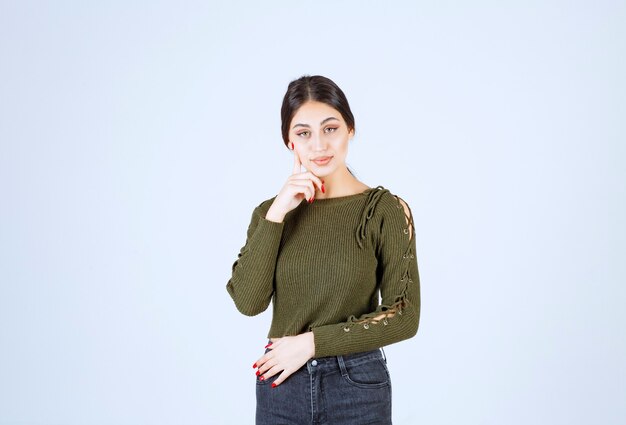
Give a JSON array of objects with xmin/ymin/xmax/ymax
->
[{"xmin": 226, "ymin": 185, "xmax": 421, "ymax": 358}]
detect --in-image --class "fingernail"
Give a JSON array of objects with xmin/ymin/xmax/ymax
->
[
  {"xmin": 253, "ymin": 363, "xmax": 257, "ymax": 369},
  {"xmin": 291, "ymin": 142, "xmax": 294, "ymax": 149},
  {"xmin": 321, "ymin": 184, "xmax": 325, "ymax": 193},
  {"xmin": 256, "ymin": 370, "xmax": 260, "ymax": 376},
  {"xmin": 259, "ymin": 376, "xmax": 265, "ymax": 381},
  {"xmin": 264, "ymin": 343, "xmax": 272, "ymax": 349},
  {"xmin": 271, "ymin": 383, "xmax": 277, "ymax": 388}
]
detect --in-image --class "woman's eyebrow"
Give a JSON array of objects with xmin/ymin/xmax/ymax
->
[{"xmin": 292, "ymin": 116, "xmax": 340, "ymax": 129}]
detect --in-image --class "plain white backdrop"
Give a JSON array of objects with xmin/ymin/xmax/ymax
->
[{"xmin": 1, "ymin": 1, "xmax": 624, "ymax": 424}]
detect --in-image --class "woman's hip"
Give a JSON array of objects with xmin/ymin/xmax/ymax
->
[{"xmin": 256, "ymin": 348, "xmax": 392, "ymax": 424}]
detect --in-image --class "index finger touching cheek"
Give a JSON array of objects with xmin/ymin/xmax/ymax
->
[{"xmin": 292, "ymin": 144, "xmax": 302, "ymax": 175}]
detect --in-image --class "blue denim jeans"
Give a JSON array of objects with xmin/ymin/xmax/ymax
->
[{"xmin": 256, "ymin": 347, "xmax": 392, "ymax": 424}]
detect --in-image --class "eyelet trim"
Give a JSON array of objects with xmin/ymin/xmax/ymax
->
[{"xmin": 340, "ymin": 294, "xmax": 411, "ymax": 333}]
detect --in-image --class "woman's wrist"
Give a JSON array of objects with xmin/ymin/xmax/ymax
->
[
  {"xmin": 302, "ymin": 331, "xmax": 315, "ymax": 359},
  {"xmin": 265, "ymin": 205, "xmax": 285, "ymax": 223}
]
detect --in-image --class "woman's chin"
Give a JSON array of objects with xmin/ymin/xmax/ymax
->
[
  {"xmin": 308, "ymin": 163, "xmax": 337, "ymax": 177},
  {"xmin": 309, "ymin": 168, "xmax": 330, "ymax": 178}
]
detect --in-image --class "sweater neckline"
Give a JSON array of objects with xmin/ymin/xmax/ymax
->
[{"xmin": 307, "ymin": 186, "xmax": 375, "ymax": 206}]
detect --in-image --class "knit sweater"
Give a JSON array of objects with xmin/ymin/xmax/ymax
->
[{"xmin": 226, "ymin": 185, "xmax": 420, "ymax": 358}]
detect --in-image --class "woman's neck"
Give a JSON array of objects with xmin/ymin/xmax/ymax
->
[{"xmin": 314, "ymin": 166, "xmax": 369, "ymax": 199}]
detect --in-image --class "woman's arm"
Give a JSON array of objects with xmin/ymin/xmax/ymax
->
[
  {"xmin": 310, "ymin": 195, "xmax": 421, "ymax": 357},
  {"xmin": 227, "ymin": 149, "xmax": 323, "ymax": 316},
  {"xmin": 226, "ymin": 199, "xmax": 284, "ymax": 316}
]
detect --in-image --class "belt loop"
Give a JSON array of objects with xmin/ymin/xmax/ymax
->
[
  {"xmin": 337, "ymin": 355, "xmax": 348, "ymax": 377},
  {"xmin": 380, "ymin": 346, "xmax": 387, "ymax": 363}
]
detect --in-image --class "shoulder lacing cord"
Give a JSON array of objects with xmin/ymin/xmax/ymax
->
[{"xmin": 355, "ymin": 185, "xmax": 389, "ymax": 249}]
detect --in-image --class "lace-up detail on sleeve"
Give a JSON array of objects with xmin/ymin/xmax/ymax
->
[
  {"xmin": 342, "ymin": 193, "xmax": 417, "ymax": 331},
  {"xmin": 310, "ymin": 189, "xmax": 421, "ymax": 357}
]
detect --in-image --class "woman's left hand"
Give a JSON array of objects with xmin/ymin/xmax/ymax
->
[{"xmin": 254, "ymin": 332, "xmax": 315, "ymax": 387}]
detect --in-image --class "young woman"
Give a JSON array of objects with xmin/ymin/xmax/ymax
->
[{"xmin": 226, "ymin": 75, "xmax": 421, "ymax": 424}]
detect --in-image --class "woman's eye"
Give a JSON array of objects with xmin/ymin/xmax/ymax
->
[
  {"xmin": 298, "ymin": 131, "xmax": 309, "ymax": 137},
  {"xmin": 325, "ymin": 127, "xmax": 338, "ymax": 133}
]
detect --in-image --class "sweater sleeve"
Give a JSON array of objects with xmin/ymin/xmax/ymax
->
[
  {"xmin": 226, "ymin": 199, "xmax": 284, "ymax": 316},
  {"xmin": 310, "ymin": 193, "xmax": 421, "ymax": 357}
]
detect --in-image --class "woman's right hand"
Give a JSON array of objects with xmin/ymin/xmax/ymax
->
[{"xmin": 265, "ymin": 147, "xmax": 324, "ymax": 223}]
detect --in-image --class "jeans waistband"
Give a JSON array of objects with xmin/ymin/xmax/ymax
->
[
  {"xmin": 307, "ymin": 348, "xmax": 386, "ymax": 375},
  {"xmin": 264, "ymin": 340, "xmax": 387, "ymax": 374}
]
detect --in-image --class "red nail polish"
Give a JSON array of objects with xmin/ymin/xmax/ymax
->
[
  {"xmin": 253, "ymin": 363, "xmax": 257, "ymax": 369},
  {"xmin": 256, "ymin": 370, "xmax": 260, "ymax": 376},
  {"xmin": 271, "ymin": 383, "xmax": 277, "ymax": 388},
  {"xmin": 291, "ymin": 142, "xmax": 294, "ymax": 149},
  {"xmin": 321, "ymin": 184, "xmax": 325, "ymax": 193},
  {"xmin": 259, "ymin": 376, "xmax": 265, "ymax": 381},
  {"xmin": 264, "ymin": 343, "xmax": 272, "ymax": 349}
]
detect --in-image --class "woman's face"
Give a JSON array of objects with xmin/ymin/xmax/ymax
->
[{"xmin": 288, "ymin": 100, "xmax": 354, "ymax": 178}]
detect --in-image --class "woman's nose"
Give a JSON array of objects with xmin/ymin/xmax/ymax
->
[{"xmin": 312, "ymin": 133, "xmax": 327, "ymax": 150}]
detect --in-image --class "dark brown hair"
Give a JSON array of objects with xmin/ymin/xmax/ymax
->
[{"xmin": 280, "ymin": 75, "xmax": 356, "ymax": 175}]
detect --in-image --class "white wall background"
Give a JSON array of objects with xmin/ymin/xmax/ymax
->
[{"xmin": 1, "ymin": 1, "xmax": 624, "ymax": 424}]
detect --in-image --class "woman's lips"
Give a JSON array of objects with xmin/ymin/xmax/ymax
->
[{"xmin": 312, "ymin": 156, "xmax": 332, "ymax": 165}]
